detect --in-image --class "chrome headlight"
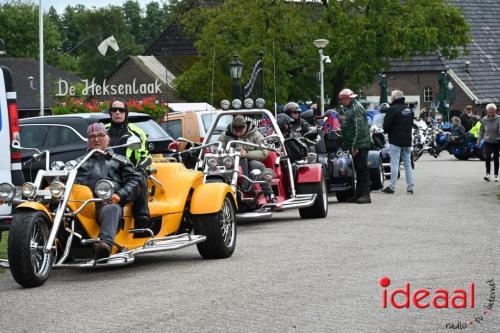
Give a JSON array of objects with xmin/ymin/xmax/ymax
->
[
  {"xmin": 261, "ymin": 168, "xmax": 275, "ymax": 182},
  {"xmin": 0, "ymin": 183, "xmax": 15, "ymax": 203},
  {"xmin": 65, "ymin": 160, "xmax": 78, "ymax": 170},
  {"xmin": 306, "ymin": 152, "xmax": 318, "ymax": 164},
  {"xmin": 21, "ymin": 182, "xmax": 37, "ymax": 199},
  {"xmin": 49, "ymin": 181, "xmax": 65, "ymax": 199},
  {"xmin": 220, "ymin": 99, "xmax": 230, "ymax": 110},
  {"xmin": 250, "ymin": 169, "xmax": 262, "ymax": 180},
  {"xmin": 222, "ymin": 156, "xmax": 234, "ymax": 169},
  {"xmin": 95, "ymin": 180, "xmax": 115, "ymax": 200},
  {"xmin": 206, "ymin": 157, "xmax": 218, "ymax": 170},
  {"xmin": 255, "ymin": 98, "xmax": 265, "ymax": 108},
  {"xmin": 51, "ymin": 161, "xmax": 65, "ymax": 170},
  {"xmin": 244, "ymin": 98, "xmax": 254, "ymax": 109},
  {"xmin": 231, "ymin": 99, "xmax": 242, "ymax": 109}
]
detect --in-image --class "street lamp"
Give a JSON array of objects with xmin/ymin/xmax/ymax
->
[
  {"xmin": 229, "ymin": 54, "xmax": 243, "ymax": 100},
  {"xmin": 314, "ymin": 39, "xmax": 329, "ymax": 116}
]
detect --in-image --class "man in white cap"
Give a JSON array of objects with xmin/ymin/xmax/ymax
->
[
  {"xmin": 381, "ymin": 89, "xmax": 415, "ymax": 194},
  {"xmin": 338, "ymin": 88, "xmax": 372, "ymax": 204}
]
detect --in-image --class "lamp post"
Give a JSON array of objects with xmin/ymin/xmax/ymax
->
[
  {"xmin": 229, "ymin": 54, "xmax": 243, "ymax": 100},
  {"xmin": 314, "ymin": 39, "xmax": 329, "ymax": 116},
  {"xmin": 39, "ymin": 0, "xmax": 44, "ymax": 116}
]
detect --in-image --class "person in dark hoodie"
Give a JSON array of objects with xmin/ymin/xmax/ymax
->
[
  {"xmin": 381, "ymin": 90, "xmax": 415, "ymax": 194},
  {"xmin": 105, "ymin": 100, "xmax": 152, "ymax": 227},
  {"xmin": 218, "ymin": 115, "xmax": 275, "ymax": 202}
]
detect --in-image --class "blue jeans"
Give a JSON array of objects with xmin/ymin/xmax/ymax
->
[{"xmin": 389, "ymin": 144, "xmax": 414, "ymax": 191}]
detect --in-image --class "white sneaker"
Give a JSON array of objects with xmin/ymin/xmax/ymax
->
[
  {"xmin": 484, "ymin": 174, "xmax": 491, "ymax": 181},
  {"xmin": 495, "ymin": 176, "xmax": 499, "ymax": 182}
]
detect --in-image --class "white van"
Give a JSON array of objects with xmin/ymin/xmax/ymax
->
[{"xmin": 0, "ymin": 66, "xmax": 23, "ymax": 233}]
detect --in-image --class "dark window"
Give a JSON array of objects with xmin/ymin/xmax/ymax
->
[
  {"xmin": 133, "ymin": 120, "xmax": 173, "ymax": 141},
  {"xmin": 44, "ymin": 126, "xmax": 83, "ymax": 147},
  {"xmin": 20, "ymin": 125, "xmax": 49, "ymax": 148},
  {"xmin": 161, "ymin": 119, "xmax": 182, "ymax": 139},
  {"xmin": 424, "ymin": 87, "xmax": 433, "ymax": 102}
]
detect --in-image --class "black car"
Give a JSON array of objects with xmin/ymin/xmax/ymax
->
[{"xmin": 19, "ymin": 112, "xmax": 173, "ymax": 181}]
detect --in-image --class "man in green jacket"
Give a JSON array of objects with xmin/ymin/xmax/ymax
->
[
  {"xmin": 106, "ymin": 100, "xmax": 152, "ymax": 227},
  {"xmin": 338, "ymin": 88, "xmax": 372, "ymax": 204}
]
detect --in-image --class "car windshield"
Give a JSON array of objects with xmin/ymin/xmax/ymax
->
[
  {"xmin": 132, "ymin": 120, "xmax": 173, "ymax": 141},
  {"xmin": 201, "ymin": 112, "xmax": 219, "ymax": 132}
]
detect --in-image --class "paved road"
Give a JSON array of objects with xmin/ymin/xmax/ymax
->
[{"xmin": 0, "ymin": 154, "xmax": 498, "ymax": 332}]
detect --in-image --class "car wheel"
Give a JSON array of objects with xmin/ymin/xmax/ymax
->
[{"xmin": 193, "ymin": 195, "xmax": 236, "ymax": 259}]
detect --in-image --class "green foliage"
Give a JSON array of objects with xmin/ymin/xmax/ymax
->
[
  {"xmin": 317, "ymin": 0, "xmax": 470, "ymax": 101},
  {"xmin": 177, "ymin": 0, "xmax": 470, "ymax": 105},
  {"xmin": 0, "ymin": 232, "xmax": 7, "ymax": 261},
  {"xmin": 0, "ymin": 0, "xmax": 62, "ymax": 64},
  {"xmin": 177, "ymin": 0, "xmax": 319, "ymax": 104}
]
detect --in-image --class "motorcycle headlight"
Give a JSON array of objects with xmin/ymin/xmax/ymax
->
[
  {"xmin": 244, "ymin": 98, "xmax": 254, "ymax": 109},
  {"xmin": 231, "ymin": 99, "xmax": 242, "ymax": 109},
  {"xmin": 261, "ymin": 168, "xmax": 275, "ymax": 182},
  {"xmin": 255, "ymin": 98, "xmax": 265, "ymax": 109},
  {"xmin": 306, "ymin": 152, "xmax": 317, "ymax": 164},
  {"xmin": 220, "ymin": 99, "xmax": 230, "ymax": 110},
  {"xmin": 95, "ymin": 180, "xmax": 115, "ymax": 200},
  {"xmin": 206, "ymin": 157, "xmax": 218, "ymax": 170},
  {"xmin": 65, "ymin": 160, "xmax": 78, "ymax": 170},
  {"xmin": 0, "ymin": 183, "xmax": 15, "ymax": 203},
  {"xmin": 51, "ymin": 161, "xmax": 66, "ymax": 171},
  {"xmin": 22, "ymin": 182, "xmax": 37, "ymax": 199},
  {"xmin": 49, "ymin": 181, "xmax": 65, "ymax": 199},
  {"xmin": 222, "ymin": 156, "xmax": 234, "ymax": 169}
]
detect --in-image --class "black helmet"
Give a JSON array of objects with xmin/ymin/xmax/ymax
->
[{"xmin": 276, "ymin": 113, "xmax": 294, "ymax": 135}]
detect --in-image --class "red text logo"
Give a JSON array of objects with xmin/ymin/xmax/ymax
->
[{"xmin": 380, "ymin": 276, "xmax": 475, "ymax": 309}]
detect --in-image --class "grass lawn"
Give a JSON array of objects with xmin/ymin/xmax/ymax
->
[{"xmin": 0, "ymin": 231, "xmax": 7, "ymax": 259}]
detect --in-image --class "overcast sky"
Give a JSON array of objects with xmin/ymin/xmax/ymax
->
[{"xmin": 41, "ymin": 0, "xmax": 167, "ymax": 13}]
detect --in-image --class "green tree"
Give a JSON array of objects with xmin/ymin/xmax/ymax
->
[
  {"xmin": 73, "ymin": 6, "xmax": 143, "ymax": 81},
  {"xmin": 177, "ymin": 0, "xmax": 470, "ymax": 105},
  {"xmin": 0, "ymin": 0, "xmax": 62, "ymax": 65},
  {"xmin": 318, "ymin": 0, "xmax": 470, "ymax": 101},
  {"xmin": 176, "ymin": 0, "xmax": 318, "ymax": 104},
  {"xmin": 123, "ymin": 0, "xmax": 143, "ymax": 43},
  {"xmin": 142, "ymin": 1, "xmax": 168, "ymax": 45}
]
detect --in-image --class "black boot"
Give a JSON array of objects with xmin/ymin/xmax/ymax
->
[
  {"xmin": 345, "ymin": 195, "xmax": 359, "ymax": 203},
  {"xmin": 356, "ymin": 193, "xmax": 372, "ymax": 204}
]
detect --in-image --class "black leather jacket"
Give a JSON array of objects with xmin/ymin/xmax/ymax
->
[
  {"xmin": 75, "ymin": 150, "xmax": 141, "ymax": 206},
  {"xmin": 289, "ymin": 118, "xmax": 312, "ymax": 137}
]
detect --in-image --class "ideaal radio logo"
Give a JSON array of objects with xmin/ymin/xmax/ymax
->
[{"xmin": 379, "ymin": 276, "xmax": 496, "ymax": 329}]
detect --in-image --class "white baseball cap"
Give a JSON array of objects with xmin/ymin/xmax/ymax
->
[{"xmin": 338, "ymin": 88, "xmax": 358, "ymax": 99}]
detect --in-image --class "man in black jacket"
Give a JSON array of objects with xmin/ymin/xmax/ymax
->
[
  {"xmin": 76, "ymin": 123, "xmax": 141, "ymax": 259},
  {"xmin": 381, "ymin": 90, "xmax": 415, "ymax": 194}
]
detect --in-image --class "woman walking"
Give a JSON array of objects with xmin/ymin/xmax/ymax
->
[{"xmin": 478, "ymin": 103, "xmax": 500, "ymax": 181}]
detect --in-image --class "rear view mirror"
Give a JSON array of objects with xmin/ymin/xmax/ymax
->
[
  {"xmin": 126, "ymin": 136, "xmax": 141, "ymax": 150},
  {"xmin": 111, "ymin": 136, "xmax": 141, "ymax": 150}
]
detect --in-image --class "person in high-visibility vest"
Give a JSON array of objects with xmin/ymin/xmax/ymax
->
[{"xmin": 105, "ymin": 100, "xmax": 152, "ymax": 227}]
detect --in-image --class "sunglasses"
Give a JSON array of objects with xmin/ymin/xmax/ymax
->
[
  {"xmin": 110, "ymin": 108, "xmax": 126, "ymax": 113},
  {"xmin": 232, "ymin": 125, "xmax": 246, "ymax": 131}
]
